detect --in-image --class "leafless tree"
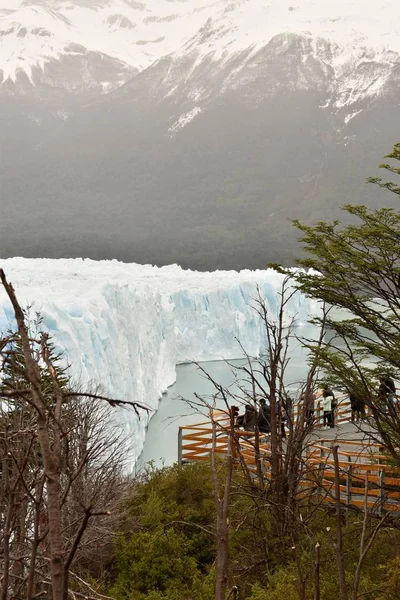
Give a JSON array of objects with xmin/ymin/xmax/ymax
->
[
  {"xmin": 222, "ymin": 279, "xmax": 328, "ymax": 537},
  {"xmin": 185, "ymin": 278, "xmax": 330, "ymax": 594},
  {"xmin": 0, "ymin": 269, "xmax": 147, "ymax": 600}
]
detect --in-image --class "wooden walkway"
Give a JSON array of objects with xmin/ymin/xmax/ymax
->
[{"xmin": 178, "ymin": 397, "xmax": 400, "ymax": 514}]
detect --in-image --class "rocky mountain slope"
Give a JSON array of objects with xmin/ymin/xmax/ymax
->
[
  {"xmin": 0, "ymin": 0, "xmax": 228, "ymax": 168},
  {"xmin": 1, "ymin": 1, "xmax": 399, "ymax": 268}
]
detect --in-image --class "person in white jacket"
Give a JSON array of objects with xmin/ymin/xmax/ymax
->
[{"xmin": 322, "ymin": 392, "xmax": 335, "ymax": 429}]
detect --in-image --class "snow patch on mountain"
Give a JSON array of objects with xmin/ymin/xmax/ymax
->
[
  {"xmin": 344, "ymin": 109, "xmax": 362, "ymax": 125},
  {"xmin": 0, "ymin": 6, "xmax": 70, "ymax": 82},
  {"xmin": 0, "ymin": 258, "xmax": 317, "ymax": 462},
  {"xmin": 168, "ymin": 106, "xmax": 202, "ymax": 135}
]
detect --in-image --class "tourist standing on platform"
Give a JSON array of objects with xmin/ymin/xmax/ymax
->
[
  {"xmin": 322, "ymin": 385, "xmax": 336, "ymax": 424},
  {"xmin": 243, "ymin": 404, "xmax": 257, "ymax": 431},
  {"xmin": 258, "ymin": 398, "xmax": 271, "ymax": 434},
  {"xmin": 349, "ymin": 393, "xmax": 365, "ymax": 422},
  {"xmin": 322, "ymin": 385, "xmax": 335, "ymax": 429},
  {"xmin": 301, "ymin": 389, "xmax": 317, "ymax": 427},
  {"xmin": 379, "ymin": 375, "xmax": 397, "ymax": 417}
]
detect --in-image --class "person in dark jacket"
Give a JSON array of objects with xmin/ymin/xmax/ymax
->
[
  {"xmin": 258, "ymin": 399, "xmax": 271, "ymax": 434},
  {"xmin": 349, "ymin": 393, "xmax": 365, "ymax": 422},
  {"xmin": 301, "ymin": 389, "xmax": 316, "ymax": 427},
  {"xmin": 379, "ymin": 375, "xmax": 396, "ymax": 417},
  {"xmin": 243, "ymin": 404, "xmax": 257, "ymax": 431}
]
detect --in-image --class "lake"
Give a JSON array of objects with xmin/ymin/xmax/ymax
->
[{"xmin": 137, "ymin": 328, "xmax": 316, "ymax": 470}]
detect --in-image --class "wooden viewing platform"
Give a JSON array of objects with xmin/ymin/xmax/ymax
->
[{"xmin": 178, "ymin": 396, "xmax": 400, "ymax": 515}]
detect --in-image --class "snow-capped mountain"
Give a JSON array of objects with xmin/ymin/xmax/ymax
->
[
  {"xmin": 0, "ymin": 0, "xmax": 226, "ymax": 166},
  {"xmin": 0, "ymin": 0, "xmax": 225, "ymax": 86},
  {"xmin": 1, "ymin": 1, "xmax": 399, "ymax": 269},
  {"xmin": 2, "ymin": 1, "xmax": 399, "ymax": 94}
]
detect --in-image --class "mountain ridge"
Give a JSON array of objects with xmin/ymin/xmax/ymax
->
[
  {"xmin": 0, "ymin": 1, "xmax": 399, "ymax": 269},
  {"xmin": 2, "ymin": 1, "xmax": 400, "ymax": 86}
]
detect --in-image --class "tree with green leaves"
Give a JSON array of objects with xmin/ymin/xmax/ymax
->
[{"xmin": 283, "ymin": 143, "xmax": 400, "ymax": 461}]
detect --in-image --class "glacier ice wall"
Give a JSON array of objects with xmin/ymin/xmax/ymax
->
[{"xmin": 0, "ymin": 258, "xmax": 318, "ymax": 461}]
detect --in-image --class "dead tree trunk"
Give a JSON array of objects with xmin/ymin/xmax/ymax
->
[
  {"xmin": 212, "ymin": 416, "xmax": 233, "ymax": 600},
  {"xmin": 332, "ymin": 445, "xmax": 348, "ymax": 600}
]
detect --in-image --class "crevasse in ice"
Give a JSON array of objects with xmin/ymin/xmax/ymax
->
[{"xmin": 0, "ymin": 258, "xmax": 318, "ymax": 460}]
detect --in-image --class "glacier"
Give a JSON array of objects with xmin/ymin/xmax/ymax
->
[{"xmin": 0, "ymin": 258, "xmax": 318, "ymax": 462}]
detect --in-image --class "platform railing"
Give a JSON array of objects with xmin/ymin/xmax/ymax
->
[{"xmin": 178, "ymin": 407, "xmax": 400, "ymax": 514}]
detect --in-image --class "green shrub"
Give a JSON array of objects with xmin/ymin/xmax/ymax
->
[{"xmin": 106, "ymin": 462, "xmax": 400, "ymax": 600}]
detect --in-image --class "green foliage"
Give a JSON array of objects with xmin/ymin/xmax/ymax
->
[
  {"xmin": 367, "ymin": 142, "xmax": 400, "ymax": 196},
  {"xmin": 106, "ymin": 461, "xmax": 400, "ymax": 600},
  {"xmin": 248, "ymin": 571, "xmax": 299, "ymax": 600},
  {"xmin": 280, "ymin": 143, "xmax": 400, "ymax": 458},
  {"xmin": 290, "ymin": 145, "xmax": 400, "ymax": 382},
  {"xmin": 109, "ymin": 530, "xmax": 201, "ymax": 599},
  {"xmin": 108, "ymin": 463, "xmax": 217, "ymax": 600},
  {"xmin": 1, "ymin": 314, "xmax": 69, "ymax": 407},
  {"xmin": 376, "ymin": 556, "xmax": 400, "ymax": 600}
]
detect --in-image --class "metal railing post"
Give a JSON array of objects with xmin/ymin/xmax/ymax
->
[
  {"xmin": 178, "ymin": 427, "xmax": 183, "ymax": 466},
  {"xmin": 346, "ymin": 456, "xmax": 352, "ymax": 506},
  {"xmin": 319, "ymin": 440, "xmax": 325, "ymax": 474},
  {"xmin": 378, "ymin": 469, "xmax": 385, "ymax": 516}
]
